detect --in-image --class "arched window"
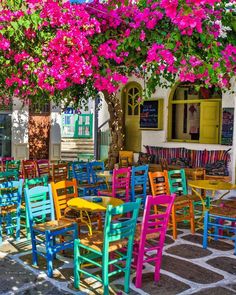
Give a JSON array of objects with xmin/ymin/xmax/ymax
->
[{"xmin": 168, "ymin": 83, "xmax": 222, "ymax": 144}]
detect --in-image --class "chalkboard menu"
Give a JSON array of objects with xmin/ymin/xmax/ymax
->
[
  {"xmin": 140, "ymin": 99, "xmax": 163, "ymax": 129},
  {"xmin": 221, "ymin": 108, "xmax": 234, "ymax": 145}
]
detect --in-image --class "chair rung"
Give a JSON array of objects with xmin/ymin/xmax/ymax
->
[
  {"xmin": 78, "ymin": 268, "xmax": 103, "ymax": 282},
  {"xmin": 109, "ymin": 255, "xmax": 128, "ymax": 265},
  {"xmin": 108, "ymin": 267, "xmax": 124, "ymax": 277},
  {"xmin": 208, "ymin": 222, "xmax": 236, "ymax": 230},
  {"xmin": 78, "ymin": 256, "xmax": 102, "ymax": 268},
  {"xmin": 208, "ymin": 233, "xmax": 236, "ymax": 241}
]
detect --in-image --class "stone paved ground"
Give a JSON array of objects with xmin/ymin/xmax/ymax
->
[{"xmin": 0, "ymin": 226, "xmax": 236, "ymax": 295}]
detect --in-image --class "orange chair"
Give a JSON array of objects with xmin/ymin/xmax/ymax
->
[
  {"xmin": 51, "ymin": 179, "xmax": 102, "ymax": 234},
  {"xmin": 148, "ymin": 171, "xmax": 195, "ymax": 239},
  {"xmin": 52, "ymin": 163, "xmax": 68, "ymax": 183},
  {"xmin": 22, "ymin": 160, "xmax": 37, "ymax": 179}
]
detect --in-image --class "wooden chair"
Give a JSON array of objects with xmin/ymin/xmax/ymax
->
[
  {"xmin": 5, "ymin": 160, "xmax": 21, "ymax": 172},
  {"xmin": 72, "ymin": 162, "xmax": 97, "ymax": 196},
  {"xmin": 22, "ymin": 160, "xmax": 37, "ymax": 179},
  {"xmin": 0, "ymin": 180, "xmax": 23, "ymax": 244},
  {"xmin": 98, "ymin": 167, "xmax": 131, "ymax": 202},
  {"xmin": 160, "ymin": 158, "xmax": 169, "ymax": 171},
  {"xmin": 22, "ymin": 176, "xmax": 49, "ymax": 239},
  {"xmin": 73, "ymin": 199, "xmax": 141, "ymax": 294},
  {"xmin": 36, "ymin": 159, "xmax": 51, "ymax": 178},
  {"xmin": 149, "ymin": 170, "xmax": 195, "ymax": 239},
  {"xmin": 167, "ymin": 169, "xmax": 195, "ymax": 239},
  {"xmin": 0, "ymin": 157, "xmax": 14, "ymax": 171},
  {"xmin": 133, "ymin": 194, "xmax": 175, "ymax": 288},
  {"xmin": 0, "ymin": 171, "xmax": 19, "ymax": 182},
  {"xmin": 24, "ymin": 184, "xmax": 78, "ymax": 277},
  {"xmin": 203, "ymin": 207, "xmax": 236, "ymax": 255},
  {"xmin": 51, "ymin": 179, "xmax": 102, "ymax": 234},
  {"xmin": 119, "ymin": 150, "xmax": 134, "ymax": 168},
  {"xmin": 52, "ymin": 163, "xmax": 68, "ymax": 183},
  {"xmin": 130, "ymin": 165, "xmax": 149, "ymax": 203}
]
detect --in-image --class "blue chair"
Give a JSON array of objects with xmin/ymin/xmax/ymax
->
[
  {"xmin": 203, "ymin": 207, "xmax": 236, "ymax": 255},
  {"xmin": 74, "ymin": 199, "xmax": 141, "ymax": 294},
  {"xmin": 24, "ymin": 184, "xmax": 78, "ymax": 277},
  {"xmin": 130, "ymin": 165, "xmax": 149, "ymax": 203},
  {"xmin": 0, "ymin": 180, "xmax": 23, "ymax": 244},
  {"xmin": 72, "ymin": 162, "xmax": 97, "ymax": 196},
  {"xmin": 90, "ymin": 161, "xmax": 107, "ymax": 191}
]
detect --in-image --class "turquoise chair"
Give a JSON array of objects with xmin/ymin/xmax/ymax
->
[
  {"xmin": 0, "ymin": 180, "xmax": 23, "ymax": 244},
  {"xmin": 25, "ymin": 184, "xmax": 78, "ymax": 277},
  {"xmin": 130, "ymin": 164, "xmax": 149, "ymax": 203},
  {"xmin": 74, "ymin": 198, "xmax": 141, "ymax": 294},
  {"xmin": 0, "ymin": 170, "xmax": 19, "ymax": 182},
  {"xmin": 5, "ymin": 160, "xmax": 21, "ymax": 172},
  {"xmin": 21, "ymin": 176, "xmax": 49, "ymax": 239}
]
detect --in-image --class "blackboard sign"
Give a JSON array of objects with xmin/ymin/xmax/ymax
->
[
  {"xmin": 221, "ymin": 108, "xmax": 234, "ymax": 145},
  {"xmin": 140, "ymin": 99, "xmax": 163, "ymax": 129}
]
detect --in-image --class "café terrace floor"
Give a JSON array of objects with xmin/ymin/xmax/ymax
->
[{"xmin": 0, "ymin": 220, "xmax": 236, "ymax": 295}]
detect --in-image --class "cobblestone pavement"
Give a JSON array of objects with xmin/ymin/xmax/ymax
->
[{"xmin": 0, "ymin": 226, "xmax": 236, "ymax": 295}]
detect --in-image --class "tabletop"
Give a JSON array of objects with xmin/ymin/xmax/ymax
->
[
  {"xmin": 188, "ymin": 180, "xmax": 236, "ymax": 191},
  {"xmin": 67, "ymin": 196, "xmax": 123, "ymax": 212}
]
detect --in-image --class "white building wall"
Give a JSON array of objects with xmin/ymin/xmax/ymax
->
[{"xmin": 99, "ymin": 77, "xmax": 236, "ymax": 183}]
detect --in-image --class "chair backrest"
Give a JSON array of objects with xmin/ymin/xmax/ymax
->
[
  {"xmin": 72, "ymin": 162, "xmax": 91, "ymax": 184},
  {"xmin": 0, "ymin": 157, "xmax": 14, "ymax": 171},
  {"xmin": 90, "ymin": 161, "xmax": 105, "ymax": 183},
  {"xmin": 24, "ymin": 176, "xmax": 49, "ymax": 189},
  {"xmin": 0, "ymin": 180, "xmax": 23, "ymax": 208},
  {"xmin": 52, "ymin": 163, "xmax": 68, "ymax": 183},
  {"xmin": 51, "ymin": 179, "xmax": 78, "ymax": 220},
  {"xmin": 138, "ymin": 194, "xmax": 175, "ymax": 254},
  {"xmin": 5, "ymin": 160, "xmax": 21, "ymax": 172},
  {"xmin": 130, "ymin": 165, "xmax": 149, "ymax": 201},
  {"xmin": 0, "ymin": 171, "xmax": 19, "ymax": 182},
  {"xmin": 103, "ymin": 199, "xmax": 141, "ymax": 246},
  {"xmin": 149, "ymin": 171, "xmax": 169, "ymax": 196},
  {"xmin": 168, "ymin": 169, "xmax": 188, "ymax": 195},
  {"xmin": 112, "ymin": 167, "xmax": 131, "ymax": 197},
  {"xmin": 24, "ymin": 184, "xmax": 55, "ymax": 226},
  {"xmin": 119, "ymin": 151, "xmax": 134, "ymax": 168},
  {"xmin": 22, "ymin": 160, "xmax": 37, "ymax": 179},
  {"xmin": 36, "ymin": 159, "xmax": 50, "ymax": 177}
]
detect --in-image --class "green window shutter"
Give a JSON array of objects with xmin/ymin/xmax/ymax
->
[{"xmin": 200, "ymin": 101, "xmax": 220, "ymax": 144}]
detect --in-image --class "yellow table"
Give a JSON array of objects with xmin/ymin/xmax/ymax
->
[
  {"xmin": 188, "ymin": 180, "xmax": 236, "ymax": 228},
  {"xmin": 67, "ymin": 196, "xmax": 123, "ymax": 235},
  {"xmin": 96, "ymin": 171, "xmax": 112, "ymax": 189}
]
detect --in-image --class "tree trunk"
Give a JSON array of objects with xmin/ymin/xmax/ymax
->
[{"xmin": 103, "ymin": 91, "xmax": 125, "ymax": 170}]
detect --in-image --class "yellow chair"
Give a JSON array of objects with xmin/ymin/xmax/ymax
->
[{"xmin": 119, "ymin": 150, "xmax": 134, "ymax": 167}]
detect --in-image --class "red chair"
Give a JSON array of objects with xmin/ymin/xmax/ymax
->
[
  {"xmin": 133, "ymin": 194, "xmax": 175, "ymax": 288},
  {"xmin": 98, "ymin": 167, "xmax": 131, "ymax": 202},
  {"xmin": 36, "ymin": 159, "xmax": 51, "ymax": 178},
  {"xmin": 0, "ymin": 157, "xmax": 14, "ymax": 171},
  {"xmin": 22, "ymin": 160, "xmax": 37, "ymax": 179}
]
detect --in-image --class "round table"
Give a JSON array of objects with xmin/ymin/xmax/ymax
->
[{"xmin": 67, "ymin": 196, "xmax": 123, "ymax": 235}]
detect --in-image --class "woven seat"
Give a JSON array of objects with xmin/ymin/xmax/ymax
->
[
  {"xmin": 220, "ymin": 199, "xmax": 236, "ymax": 209},
  {"xmin": 33, "ymin": 219, "xmax": 75, "ymax": 232},
  {"xmin": 79, "ymin": 232, "xmax": 128, "ymax": 252},
  {"xmin": 209, "ymin": 207, "xmax": 236, "ymax": 218}
]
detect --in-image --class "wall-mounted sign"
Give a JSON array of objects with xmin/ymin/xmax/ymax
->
[
  {"xmin": 139, "ymin": 99, "xmax": 163, "ymax": 130},
  {"xmin": 221, "ymin": 108, "xmax": 234, "ymax": 146}
]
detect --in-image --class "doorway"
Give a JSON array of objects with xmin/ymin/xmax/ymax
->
[{"xmin": 0, "ymin": 113, "xmax": 11, "ymax": 157}]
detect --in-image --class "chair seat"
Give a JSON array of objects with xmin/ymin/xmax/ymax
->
[
  {"xmin": 174, "ymin": 195, "xmax": 192, "ymax": 205},
  {"xmin": 33, "ymin": 219, "xmax": 75, "ymax": 232},
  {"xmin": 78, "ymin": 183, "xmax": 97, "ymax": 189},
  {"xmin": 135, "ymin": 223, "xmax": 160, "ymax": 241},
  {"xmin": 0, "ymin": 206, "xmax": 17, "ymax": 215},
  {"xmin": 220, "ymin": 200, "xmax": 236, "ymax": 209},
  {"xmin": 209, "ymin": 206, "xmax": 236, "ymax": 218},
  {"xmin": 79, "ymin": 232, "xmax": 128, "ymax": 252},
  {"xmin": 99, "ymin": 188, "xmax": 126, "ymax": 195}
]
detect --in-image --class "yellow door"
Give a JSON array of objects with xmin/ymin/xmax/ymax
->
[
  {"xmin": 123, "ymin": 83, "xmax": 141, "ymax": 152},
  {"xmin": 200, "ymin": 101, "xmax": 220, "ymax": 144}
]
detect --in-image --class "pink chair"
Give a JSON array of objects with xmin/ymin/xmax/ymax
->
[
  {"xmin": 133, "ymin": 194, "xmax": 175, "ymax": 288},
  {"xmin": 98, "ymin": 167, "xmax": 131, "ymax": 202}
]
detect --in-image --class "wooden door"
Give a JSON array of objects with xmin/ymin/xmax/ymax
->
[
  {"xmin": 124, "ymin": 83, "xmax": 142, "ymax": 152},
  {"xmin": 29, "ymin": 104, "xmax": 50, "ymax": 159},
  {"xmin": 200, "ymin": 101, "xmax": 220, "ymax": 144}
]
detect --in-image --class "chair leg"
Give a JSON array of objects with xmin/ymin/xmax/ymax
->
[
  {"xmin": 203, "ymin": 211, "xmax": 209, "ymax": 249},
  {"xmin": 46, "ymin": 232, "xmax": 53, "ymax": 277},
  {"xmin": 74, "ymin": 240, "xmax": 80, "ymax": 289},
  {"xmin": 102, "ymin": 250, "xmax": 109, "ymax": 295},
  {"xmin": 135, "ymin": 245, "xmax": 144, "ymax": 288},
  {"xmin": 0, "ymin": 215, "xmax": 2, "ymax": 244},
  {"xmin": 31, "ymin": 231, "xmax": 38, "ymax": 266},
  {"xmin": 16, "ymin": 209, "xmax": 21, "ymax": 241},
  {"xmin": 171, "ymin": 206, "xmax": 177, "ymax": 240},
  {"xmin": 189, "ymin": 202, "xmax": 195, "ymax": 235},
  {"xmin": 124, "ymin": 242, "xmax": 132, "ymax": 293},
  {"xmin": 154, "ymin": 250, "xmax": 162, "ymax": 283}
]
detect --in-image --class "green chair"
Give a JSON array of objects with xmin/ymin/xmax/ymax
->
[
  {"xmin": 0, "ymin": 170, "xmax": 19, "ymax": 182},
  {"xmin": 5, "ymin": 160, "xmax": 21, "ymax": 172},
  {"xmin": 74, "ymin": 198, "xmax": 141, "ymax": 294},
  {"xmin": 22, "ymin": 176, "xmax": 49, "ymax": 239}
]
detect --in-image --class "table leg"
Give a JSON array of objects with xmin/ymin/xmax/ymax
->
[
  {"xmin": 191, "ymin": 187, "xmax": 207, "ymax": 229},
  {"xmin": 80, "ymin": 211, "xmax": 93, "ymax": 236}
]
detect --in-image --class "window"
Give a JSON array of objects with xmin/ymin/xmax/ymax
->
[{"xmin": 168, "ymin": 83, "xmax": 222, "ymax": 144}]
